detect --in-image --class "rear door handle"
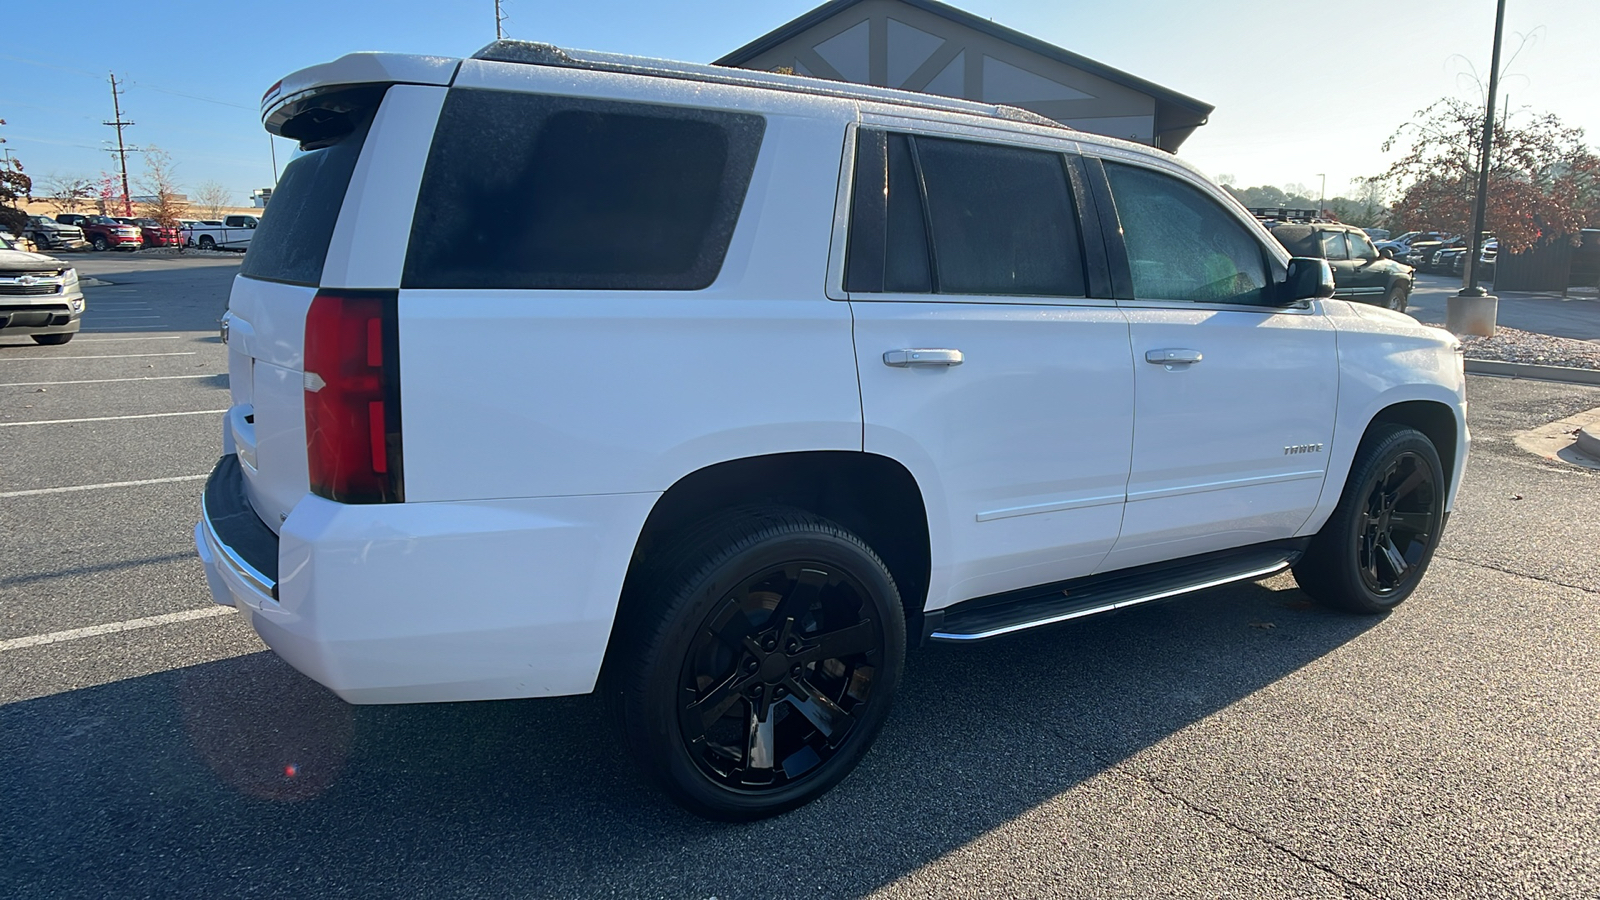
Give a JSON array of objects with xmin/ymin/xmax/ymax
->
[
  {"xmin": 883, "ymin": 349, "xmax": 964, "ymax": 368},
  {"xmin": 1145, "ymin": 348, "xmax": 1203, "ymax": 367}
]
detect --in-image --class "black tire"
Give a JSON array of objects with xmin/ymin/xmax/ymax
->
[
  {"xmin": 32, "ymin": 333, "xmax": 74, "ymax": 345},
  {"xmin": 1294, "ymin": 424, "xmax": 1445, "ymax": 614},
  {"xmin": 91, "ymin": 235, "xmax": 108, "ymax": 252},
  {"xmin": 198, "ymin": 236, "xmax": 215, "ymax": 251},
  {"xmin": 606, "ymin": 507, "xmax": 906, "ymax": 820},
  {"xmin": 1383, "ymin": 285, "xmax": 1408, "ymax": 312}
]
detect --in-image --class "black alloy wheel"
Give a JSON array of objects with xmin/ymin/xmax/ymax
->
[
  {"xmin": 680, "ymin": 561, "xmax": 881, "ymax": 790},
  {"xmin": 1294, "ymin": 424, "xmax": 1445, "ymax": 613},
  {"xmin": 198, "ymin": 236, "xmax": 215, "ymax": 251},
  {"xmin": 608, "ymin": 508, "xmax": 905, "ymax": 820}
]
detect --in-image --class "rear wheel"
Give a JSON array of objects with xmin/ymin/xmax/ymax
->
[
  {"xmin": 32, "ymin": 333, "xmax": 73, "ymax": 345},
  {"xmin": 198, "ymin": 236, "xmax": 216, "ymax": 251},
  {"xmin": 1294, "ymin": 424, "xmax": 1444, "ymax": 613},
  {"xmin": 607, "ymin": 508, "xmax": 905, "ymax": 820},
  {"xmin": 91, "ymin": 235, "xmax": 108, "ymax": 252}
]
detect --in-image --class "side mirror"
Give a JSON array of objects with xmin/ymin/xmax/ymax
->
[
  {"xmin": 1380, "ymin": 246, "xmax": 1395, "ymax": 259},
  {"xmin": 1280, "ymin": 257, "xmax": 1335, "ymax": 303}
]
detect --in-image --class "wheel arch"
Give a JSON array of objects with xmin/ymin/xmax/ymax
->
[
  {"xmin": 613, "ymin": 451, "xmax": 933, "ymax": 634},
  {"xmin": 1367, "ymin": 399, "xmax": 1459, "ymax": 496}
]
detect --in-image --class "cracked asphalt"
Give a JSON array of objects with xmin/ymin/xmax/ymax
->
[{"xmin": 2, "ymin": 256, "xmax": 1596, "ymax": 898}]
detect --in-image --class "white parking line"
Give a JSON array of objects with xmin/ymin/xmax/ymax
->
[
  {"xmin": 81, "ymin": 326, "xmax": 172, "ymax": 331},
  {"xmin": 75, "ymin": 336, "xmax": 182, "ymax": 342},
  {"xmin": 87, "ymin": 315, "xmax": 162, "ymax": 320},
  {"xmin": 0, "ymin": 607, "xmax": 236, "ymax": 654},
  {"xmin": 0, "ymin": 473, "xmax": 210, "ymax": 499},
  {"xmin": 0, "ymin": 374, "xmax": 219, "ymax": 387},
  {"xmin": 0, "ymin": 409, "xmax": 227, "ymax": 427},
  {"xmin": 0, "ymin": 352, "xmax": 195, "ymax": 361}
]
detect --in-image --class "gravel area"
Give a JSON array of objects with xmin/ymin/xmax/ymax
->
[
  {"xmin": 1461, "ymin": 325, "xmax": 1600, "ymax": 370},
  {"xmin": 133, "ymin": 247, "xmax": 242, "ymax": 258}
]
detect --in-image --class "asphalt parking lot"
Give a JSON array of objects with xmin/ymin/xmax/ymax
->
[{"xmin": 2, "ymin": 255, "xmax": 1597, "ymax": 899}]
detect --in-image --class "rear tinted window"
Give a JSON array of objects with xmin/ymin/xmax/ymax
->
[
  {"xmin": 403, "ymin": 90, "xmax": 765, "ymax": 291},
  {"xmin": 846, "ymin": 131, "xmax": 1086, "ymax": 298},
  {"xmin": 239, "ymin": 99, "xmax": 377, "ymax": 286}
]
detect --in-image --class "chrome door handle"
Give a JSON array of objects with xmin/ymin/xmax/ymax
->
[
  {"xmin": 883, "ymin": 349, "xmax": 963, "ymax": 368},
  {"xmin": 1145, "ymin": 348, "xmax": 1203, "ymax": 367}
]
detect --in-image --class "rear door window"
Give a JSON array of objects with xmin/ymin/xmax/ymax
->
[
  {"xmin": 403, "ymin": 90, "xmax": 765, "ymax": 291},
  {"xmin": 1321, "ymin": 232, "xmax": 1350, "ymax": 260},
  {"xmin": 846, "ymin": 130, "xmax": 1086, "ymax": 298}
]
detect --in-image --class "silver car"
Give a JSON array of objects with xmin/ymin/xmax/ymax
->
[{"xmin": 0, "ymin": 232, "xmax": 85, "ymax": 345}]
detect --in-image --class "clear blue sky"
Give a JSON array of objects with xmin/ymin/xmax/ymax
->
[{"xmin": 3, "ymin": 0, "xmax": 1594, "ymax": 206}]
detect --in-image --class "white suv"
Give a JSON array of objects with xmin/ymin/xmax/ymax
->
[{"xmin": 197, "ymin": 42, "xmax": 1468, "ymax": 820}]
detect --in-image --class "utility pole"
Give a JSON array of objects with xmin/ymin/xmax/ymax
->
[
  {"xmin": 104, "ymin": 73, "xmax": 136, "ymax": 216},
  {"xmin": 1448, "ymin": 0, "xmax": 1506, "ymax": 336},
  {"xmin": 495, "ymin": 0, "xmax": 506, "ymax": 39},
  {"xmin": 1316, "ymin": 173, "xmax": 1326, "ymax": 217}
]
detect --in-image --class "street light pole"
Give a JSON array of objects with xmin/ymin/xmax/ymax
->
[
  {"xmin": 1462, "ymin": 0, "xmax": 1506, "ymax": 296},
  {"xmin": 1448, "ymin": 0, "xmax": 1507, "ymax": 336},
  {"xmin": 1317, "ymin": 173, "xmax": 1326, "ymax": 217}
]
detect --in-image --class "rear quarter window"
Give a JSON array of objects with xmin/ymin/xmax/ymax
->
[
  {"xmin": 239, "ymin": 97, "xmax": 378, "ymax": 286},
  {"xmin": 402, "ymin": 89, "xmax": 765, "ymax": 291}
]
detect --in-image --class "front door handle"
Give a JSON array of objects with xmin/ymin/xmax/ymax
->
[
  {"xmin": 883, "ymin": 349, "xmax": 964, "ymax": 368},
  {"xmin": 1145, "ymin": 348, "xmax": 1203, "ymax": 367}
]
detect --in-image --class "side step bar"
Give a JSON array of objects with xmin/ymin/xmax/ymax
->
[{"xmin": 925, "ymin": 541, "xmax": 1308, "ymax": 643}]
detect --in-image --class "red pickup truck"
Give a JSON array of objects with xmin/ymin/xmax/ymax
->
[
  {"xmin": 115, "ymin": 217, "xmax": 181, "ymax": 248},
  {"xmin": 80, "ymin": 216, "xmax": 143, "ymax": 252}
]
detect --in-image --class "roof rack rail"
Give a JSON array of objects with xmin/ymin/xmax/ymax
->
[{"xmin": 470, "ymin": 40, "xmax": 1067, "ymax": 132}]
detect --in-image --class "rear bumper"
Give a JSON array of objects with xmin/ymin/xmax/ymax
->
[{"xmin": 196, "ymin": 454, "xmax": 658, "ymax": 704}]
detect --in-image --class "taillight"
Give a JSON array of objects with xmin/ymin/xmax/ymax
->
[{"xmin": 303, "ymin": 290, "xmax": 403, "ymax": 503}]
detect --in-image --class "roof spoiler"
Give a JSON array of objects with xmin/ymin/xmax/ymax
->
[{"xmin": 262, "ymin": 52, "xmax": 459, "ymax": 144}]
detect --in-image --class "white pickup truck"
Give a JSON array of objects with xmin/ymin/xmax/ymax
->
[{"xmin": 188, "ymin": 214, "xmax": 259, "ymax": 251}]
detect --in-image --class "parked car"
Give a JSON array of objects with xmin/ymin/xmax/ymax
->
[
  {"xmin": 1362, "ymin": 228, "xmax": 1390, "ymax": 241},
  {"xmin": 21, "ymin": 215, "xmax": 87, "ymax": 252},
  {"xmin": 1404, "ymin": 241, "xmax": 1444, "ymax": 270},
  {"xmin": 1478, "ymin": 239, "xmax": 1499, "ymax": 277},
  {"xmin": 114, "ymin": 216, "xmax": 182, "ymax": 247},
  {"xmin": 1269, "ymin": 223, "xmax": 1415, "ymax": 310},
  {"xmin": 197, "ymin": 42, "xmax": 1467, "ymax": 821},
  {"xmin": 180, "ymin": 219, "xmax": 220, "ymax": 247},
  {"xmin": 54, "ymin": 213, "xmax": 91, "ymax": 229},
  {"xmin": 0, "ymin": 230, "xmax": 85, "ymax": 344},
  {"xmin": 187, "ymin": 215, "xmax": 258, "ymax": 251},
  {"xmin": 1377, "ymin": 231, "xmax": 1451, "ymax": 261},
  {"xmin": 79, "ymin": 215, "xmax": 143, "ymax": 251}
]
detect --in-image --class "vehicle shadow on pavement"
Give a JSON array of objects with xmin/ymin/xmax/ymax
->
[{"xmin": 0, "ymin": 579, "xmax": 1379, "ymax": 898}]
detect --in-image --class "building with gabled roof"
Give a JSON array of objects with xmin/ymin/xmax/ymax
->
[{"xmin": 716, "ymin": 0, "xmax": 1213, "ymax": 151}]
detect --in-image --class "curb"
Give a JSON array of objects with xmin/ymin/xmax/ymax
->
[{"xmin": 1464, "ymin": 359, "xmax": 1600, "ymax": 386}]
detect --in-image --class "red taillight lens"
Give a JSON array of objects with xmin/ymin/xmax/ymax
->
[{"xmin": 303, "ymin": 290, "xmax": 403, "ymax": 503}]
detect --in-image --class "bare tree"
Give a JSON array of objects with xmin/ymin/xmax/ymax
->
[
  {"xmin": 193, "ymin": 180, "xmax": 231, "ymax": 219},
  {"xmin": 136, "ymin": 147, "xmax": 189, "ymax": 230},
  {"xmin": 39, "ymin": 173, "xmax": 97, "ymax": 213}
]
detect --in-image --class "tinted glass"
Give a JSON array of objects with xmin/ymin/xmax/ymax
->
[
  {"xmin": 845, "ymin": 131, "xmax": 934, "ymax": 294},
  {"xmin": 915, "ymin": 137, "xmax": 1085, "ymax": 297},
  {"xmin": 885, "ymin": 134, "xmax": 933, "ymax": 293},
  {"xmin": 404, "ymin": 90, "xmax": 764, "ymax": 291},
  {"xmin": 1104, "ymin": 163, "xmax": 1268, "ymax": 304},
  {"xmin": 239, "ymin": 97, "xmax": 377, "ymax": 286},
  {"xmin": 1320, "ymin": 231, "xmax": 1350, "ymax": 260}
]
